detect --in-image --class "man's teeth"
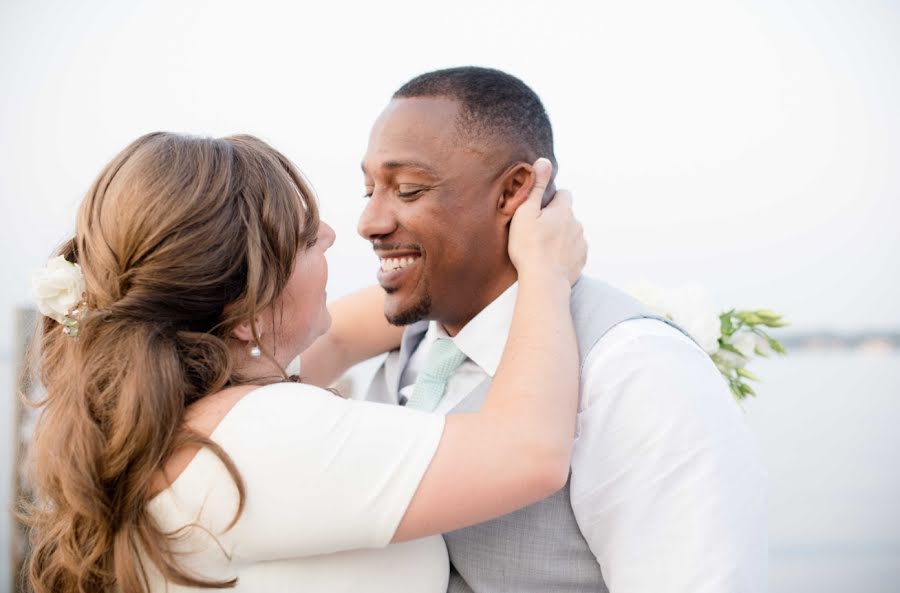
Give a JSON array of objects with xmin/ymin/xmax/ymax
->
[{"xmin": 380, "ymin": 256, "xmax": 419, "ymax": 272}]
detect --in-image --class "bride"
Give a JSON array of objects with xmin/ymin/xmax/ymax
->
[{"xmin": 24, "ymin": 132, "xmax": 585, "ymax": 592}]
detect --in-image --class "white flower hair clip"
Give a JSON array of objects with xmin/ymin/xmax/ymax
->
[{"xmin": 32, "ymin": 255, "xmax": 87, "ymax": 337}]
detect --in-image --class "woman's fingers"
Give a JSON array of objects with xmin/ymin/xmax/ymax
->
[
  {"xmin": 509, "ymin": 158, "xmax": 587, "ymax": 285},
  {"xmin": 519, "ymin": 158, "xmax": 553, "ymax": 219}
]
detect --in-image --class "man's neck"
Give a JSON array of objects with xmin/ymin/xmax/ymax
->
[{"xmin": 440, "ymin": 274, "xmax": 517, "ymax": 337}]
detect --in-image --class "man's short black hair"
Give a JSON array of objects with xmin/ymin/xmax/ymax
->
[{"xmin": 393, "ymin": 66, "xmax": 556, "ymax": 167}]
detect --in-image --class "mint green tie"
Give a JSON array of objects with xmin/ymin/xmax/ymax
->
[{"xmin": 406, "ymin": 338, "xmax": 467, "ymax": 412}]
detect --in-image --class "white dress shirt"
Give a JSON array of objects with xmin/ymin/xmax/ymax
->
[{"xmin": 399, "ymin": 283, "xmax": 767, "ymax": 593}]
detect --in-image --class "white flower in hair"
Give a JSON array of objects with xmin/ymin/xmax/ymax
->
[{"xmin": 32, "ymin": 256, "xmax": 86, "ymax": 324}]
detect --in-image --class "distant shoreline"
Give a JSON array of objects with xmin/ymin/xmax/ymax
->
[{"xmin": 779, "ymin": 332, "xmax": 900, "ymax": 353}]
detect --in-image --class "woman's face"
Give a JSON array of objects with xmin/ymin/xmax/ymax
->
[{"xmin": 267, "ymin": 221, "xmax": 336, "ymax": 364}]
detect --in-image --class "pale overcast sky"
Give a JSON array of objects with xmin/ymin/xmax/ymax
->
[{"xmin": 1, "ymin": 0, "xmax": 898, "ymax": 345}]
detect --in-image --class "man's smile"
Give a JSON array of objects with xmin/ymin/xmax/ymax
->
[
  {"xmin": 379, "ymin": 254, "xmax": 421, "ymax": 272},
  {"xmin": 375, "ymin": 249, "xmax": 423, "ymax": 289}
]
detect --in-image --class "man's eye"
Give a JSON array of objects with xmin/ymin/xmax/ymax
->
[{"xmin": 397, "ymin": 185, "xmax": 427, "ymax": 199}]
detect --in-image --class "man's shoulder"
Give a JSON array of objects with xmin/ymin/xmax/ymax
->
[
  {"xmin": 570, "ymin": 276, "xmax": 655, "ymax": 321},
  {"xmin": 578, "ymin": 318, "xmax": 736, "ymax": 437},
  {"xmin": 570, "ymin": 275, "xmax": 628, "ymax": 300},
  {"xmin": 574, "ymin": 277, "xmax": 712, "ymax": 392},
  {"xmin": 569, "ymin": 276, "xmax": 692, "ymax": 360},
  {"xmin": 582, "ymin": 318, "xmax": 721, "ymax": 402},
  {"xmin": 591, "ymin": 318, "xmax": 705, "ymax": 361}
]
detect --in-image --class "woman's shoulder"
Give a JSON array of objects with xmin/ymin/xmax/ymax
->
[
  {"xmin": 187, "ymin": 382, "xmax": 339, "ymax": 434},
  {"xmin": 149, "ymin": 382, "xmax": 341, "ymax": 498}
]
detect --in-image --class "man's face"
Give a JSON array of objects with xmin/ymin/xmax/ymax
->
[{"xmin": 359, "ymin": 98, "xmax": 513, "ymax": 331}]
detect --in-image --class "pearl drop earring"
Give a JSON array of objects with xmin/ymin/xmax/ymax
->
[{"xmin": 249, "ymin": 344, "xmax": 262, "ymax": 358}]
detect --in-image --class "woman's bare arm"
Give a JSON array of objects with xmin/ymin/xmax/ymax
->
[{"xmin": 300, "ymin": 286, "xmax": 403, "ymax": 387}]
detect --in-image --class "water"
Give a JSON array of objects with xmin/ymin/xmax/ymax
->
[
  {"xmin": 742, "ymin": 352, "xmax": 900, "ymax": 592},
  {"xmin": 2, "ymin": 352, "xmax": 899, "ymax": 592}
]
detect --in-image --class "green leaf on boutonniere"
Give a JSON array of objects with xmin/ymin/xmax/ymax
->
[
  {"xmin": 720, "ymin": 311, "xmax": 735, "ymax": 336},
  {"xmin": 769, "ymin": 337, "xmax": 787, "ymax": 354},
  {"xmin": 736, "ymin": 310, "xmax": 764, "ymax": 325},
  {"xmin": 736, "ymin": 368, "xmax": 759, "ymax": 381},
  {"xmin": 718, "ymin": 341, "xmax": 744, "ymax": 356}
]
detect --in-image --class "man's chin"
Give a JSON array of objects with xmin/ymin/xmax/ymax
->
[{"xmin": 384, "ymin": 293, "xmax": 432, "ymax": 327}]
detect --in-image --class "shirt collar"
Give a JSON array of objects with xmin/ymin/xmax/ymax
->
[{"xmin": 426, "ymin": 282, "xmax": 518, "ymax": 377}]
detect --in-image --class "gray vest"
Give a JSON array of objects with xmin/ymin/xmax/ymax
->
[{"xmin": 365, "ymin": 278, "xmax": 681, "ymax": 593}]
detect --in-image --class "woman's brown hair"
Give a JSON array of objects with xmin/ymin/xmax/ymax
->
[{"xmin": 22, "ymin": 132, "xmax": 319, "ymax": 592}]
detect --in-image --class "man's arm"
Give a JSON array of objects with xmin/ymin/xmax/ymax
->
[{"xmin": 570, "ymin": 319, "xmax": 767, "ymax": 592}]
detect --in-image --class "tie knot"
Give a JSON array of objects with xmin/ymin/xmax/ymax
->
[
  {"xmin": 420, "ymin": 338, "xmax": 467, "ymax": 381},
  {"xmin": 406, "ymin": 338, "xmax": 467, "ymax": 412}
]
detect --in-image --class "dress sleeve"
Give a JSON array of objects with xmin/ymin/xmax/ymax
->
[{"xmin": 204, "ymin": 382, "xmax": 444, "ymax": 561}]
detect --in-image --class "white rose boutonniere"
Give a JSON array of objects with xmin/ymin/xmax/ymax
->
[
  {"xmin": 627, "ymin": 281, "xmax": 787, "ymax": 401},
  {"xmin": 627, "ymin": 281, "xmax": 722, "ymax": 354},
  {"xmin": 32, "ymin": 256, "xmax": 86, "ymax": 326},
  {"xmin": 714, "ymin": 308, "xmax": 787, "ymax": 399}
]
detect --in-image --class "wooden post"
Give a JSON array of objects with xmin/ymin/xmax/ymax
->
[{"xmin": 12, "ymin": 307, "xmax": 37, "ymax": 593}]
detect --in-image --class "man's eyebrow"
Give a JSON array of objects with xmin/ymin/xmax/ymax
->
[{"xmin": 361, "ymin": 160, "xmax": 440, "ymax": 177}]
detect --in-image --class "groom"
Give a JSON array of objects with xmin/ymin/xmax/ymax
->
[{"xmin": 359, "ymin": 67, "xmax": 766, "ymax": 593}]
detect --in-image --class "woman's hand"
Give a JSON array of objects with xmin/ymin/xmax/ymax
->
[{"xmin": 508, "ymin": 158, "xmax": 587, "ymax": 286}]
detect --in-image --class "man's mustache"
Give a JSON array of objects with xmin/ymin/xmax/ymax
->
[{"xmin": 372, "ymin": 242, "xmax": 423, "ymax": 253}]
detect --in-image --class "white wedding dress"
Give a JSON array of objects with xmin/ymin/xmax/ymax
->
[{"xmin": 144, "ymin": 383, "xmax": 449, "ymax": 592}]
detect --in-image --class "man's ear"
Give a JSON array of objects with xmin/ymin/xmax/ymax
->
[{"xmin": 496, "ymin": 163, "xmax": 535, "ymax": 220}]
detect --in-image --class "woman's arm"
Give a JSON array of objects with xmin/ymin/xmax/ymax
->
[
  {"xmin": 392, "ymin": 158, "xmax": 586, "ymax": 542},
  {"xmin": 300, "ymin": 286, "xmax": 403, "ymax": 387},
  {"xmin": 156, "ymin": 160, "xmax": 584, "ymax": 556}
]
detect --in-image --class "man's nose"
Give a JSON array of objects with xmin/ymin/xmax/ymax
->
[{"xmin": 357, "ymin": 192, "xmax": 397, "ymax": 240}]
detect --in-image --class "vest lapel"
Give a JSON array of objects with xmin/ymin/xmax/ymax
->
[{"xmin": 386, "ymin": 320, "xmax": 429, "ymax": 400}]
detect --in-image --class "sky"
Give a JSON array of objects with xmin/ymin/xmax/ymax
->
[{"xmin": 1, "ymin": 0, "xmax": 898, "ymax": 346}]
